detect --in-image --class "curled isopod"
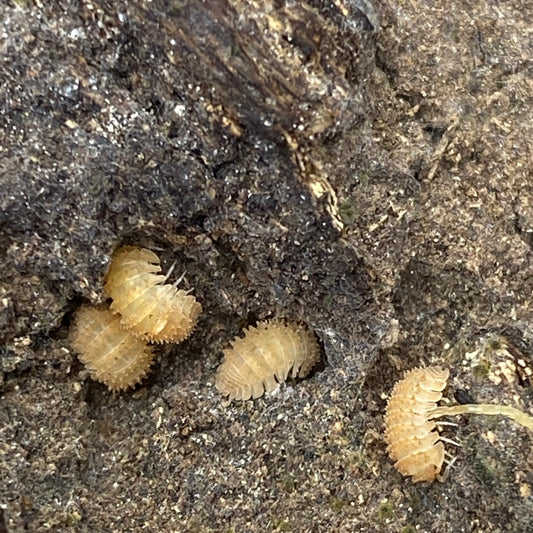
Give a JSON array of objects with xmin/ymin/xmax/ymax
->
[
  {"xmin": 104, "ymin": 246, "xmax": 202, "ymax": 343},
  {"xmin": 69, "ymin": 305, "xmax": 155, "ymax": 391},
  {"xmin": 215, "ymin": 320, "xmax": 320, "ymax": 401},
  {"xmin": 384, "ymin": 366, "xmax": 533, "ymax": 483}
]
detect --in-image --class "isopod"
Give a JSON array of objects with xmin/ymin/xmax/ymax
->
[
  {"xmin": 384, "ymin": 366, "xmax": 533, "ymax": 483},
  {"xmin": 104, "ymin": 246, "xmax": 202, "ymax": 343},
  {"xmin": 384, "ymin": 366, "xmax": 449, "ymax": 483},
  {"xmin": 215, "ymin": 320, "xmax": 320, "ymax": 401},
  {"xmin": 69, "ymin": 305, "xmax": 155, "ymax": 391}
]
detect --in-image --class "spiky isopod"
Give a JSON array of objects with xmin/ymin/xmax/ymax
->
[
  {"xmin": 104, "ymin": 246, "xmax": 202, "ymax": 343},
  {"xmin": 384, "ymin": 366, "xmax": 533, "ymax": 483},
  {"xmin": 384, "ymin": 366, "xmax": 449, "ymax": 483},
  {"xmin": 215, "ymin": 320, "xmax": 320, "ymax": 401},
  {"xmin": 69, "ymin": 306, "xmax": 155, "ymax": 391}
]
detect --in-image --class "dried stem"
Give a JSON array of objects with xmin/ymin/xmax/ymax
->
[{"xmin": 429, "ymin": 404, "xmax": 533, "ymax": 432}]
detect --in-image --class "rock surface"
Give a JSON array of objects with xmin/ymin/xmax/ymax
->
[{"xmin": 1, "ymin": 0, "xmax": 532, "ymax": 531}]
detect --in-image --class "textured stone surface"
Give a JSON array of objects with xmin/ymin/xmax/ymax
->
[{"xmin": 1, "ymin": 0, "xmax": 532, "ymax": 531}]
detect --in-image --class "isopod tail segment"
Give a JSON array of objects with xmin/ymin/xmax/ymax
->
[{"xmin": 384, "ymin": 366, "xmax": 533, "ymax": 483}]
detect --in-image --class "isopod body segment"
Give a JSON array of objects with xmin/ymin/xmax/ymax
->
[
  {"xmin": 215, "ymin": 320, "xmax": 320, "ymax": 401},
  {"xmin": 103, "ymin": 246, "xmax": 202, "ymax": 343}
]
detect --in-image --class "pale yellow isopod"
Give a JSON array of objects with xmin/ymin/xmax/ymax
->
[
  {"xmin": 104, "ymin": 246, "xmax": 202, "ymax": 343},
  {"xmin": 384, "ymin": 366, "xmax": 533, "ymax": 483},
  {"xmin": 70, "ymin": 305, "xmax": 155, "ymax": 391},
  {"xmin": 215, "ymin": 320, "xmax": 320, "ymax": 401}
]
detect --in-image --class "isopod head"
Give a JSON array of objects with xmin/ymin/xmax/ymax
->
[
  {"xmin": 69, "ymin": 305, "xmax": 155, "ymax": 391},
  {"xmin": 215, "ymin": 319, "xmax": 320, "ymax": 401},
  {"xmin": 103, "ymin": 246, "xmax": 202, "ymax": 343}
]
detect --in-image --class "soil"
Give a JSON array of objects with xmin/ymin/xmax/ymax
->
[{"xmin": 1, "ymin": 1, "xmax": 532, "ymax": 531}]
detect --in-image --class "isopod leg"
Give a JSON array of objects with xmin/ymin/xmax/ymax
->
[
  {"xmin": 439, "ymin": 436, "xmax": 462, "ymax": 448},
  {"xmin": 436, "ymin": 455, "xmax": 458, "ymax": 483}
]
